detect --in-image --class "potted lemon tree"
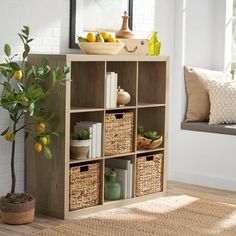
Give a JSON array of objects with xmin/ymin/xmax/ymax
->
[{"xmin": 0, "ymin": 26, "xmax": 69, "ymax": 224}]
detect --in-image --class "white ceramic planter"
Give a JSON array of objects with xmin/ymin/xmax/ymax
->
[{"xmin": 70, "ymin": 140, "xmax": 90, "ymax": 160}]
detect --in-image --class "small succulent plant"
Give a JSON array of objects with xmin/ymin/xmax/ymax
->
[
  {"xmin": 143, "ymin": 131, "xmax": 161, "ymax": 141},
  {"xmin": 137, "ymin": 124, "xmax": 161, "ymax": 141},
  {"xmin": 71, "ymin": 129, "xmax": 91, "ymax": 140}
]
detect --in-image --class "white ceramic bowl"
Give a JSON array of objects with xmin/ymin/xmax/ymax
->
[{"xmin": 78, "ymin": 42, "xmax": 124, "ymax": 55}]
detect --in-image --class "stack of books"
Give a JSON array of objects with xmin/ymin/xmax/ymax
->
[
  {"xmin": 105, "ymin": 158, "xmax": 133, "ymax": 199},
  {"xmin": 106, "ymin": 72, "xmax": 118, "ymax": 108},
  {"xmin": 74, "ymin": 121, "xmax": 102, "ymax": 158}
]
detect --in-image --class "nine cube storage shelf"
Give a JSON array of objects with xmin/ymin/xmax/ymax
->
[{"xmin": 26, "ymin": 54, "xmax": 169, "ymax": 219}]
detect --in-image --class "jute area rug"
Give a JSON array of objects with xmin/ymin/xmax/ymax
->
[{"xmin": 28, "ymin": 193, "xmax": 236, "ymax": 236}]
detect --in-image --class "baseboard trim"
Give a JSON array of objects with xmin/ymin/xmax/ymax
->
[{"xmin": 171, "ymin": 171, "xmax": 236, "ymax": 192}]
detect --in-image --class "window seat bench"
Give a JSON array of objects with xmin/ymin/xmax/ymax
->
[{"xmin": 181, "ymin": 122, "xmax": 236, "ymax": 136}]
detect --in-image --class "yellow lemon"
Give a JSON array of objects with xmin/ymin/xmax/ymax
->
[
  {"xmin": 34, "ymin": 143, "xmax": 43, "ymax": 153},
  {"xmin": 40, "ymin": 136, "xmax": 48, "ymax": 145},
  {"xmin": 13, "ymin": 70, "xmax": 23, "ymax": 80},
  {"xmin": 100, "ymin": 32, "xmax": 109, "ymax": 41},
  {"xmin": 4, "ymin": 131, "xmax": 12, "ymax": 141},
  {"xmin": 87, "ymin": 33, "xmax": 96, "ymax": 42},
  {"xmin": 36, "ymin": 123, "xmax": 45, "ymax": 134},
  {"xmin": 107, "ymin": 36, "xmax": 116, "ymax": 43}
]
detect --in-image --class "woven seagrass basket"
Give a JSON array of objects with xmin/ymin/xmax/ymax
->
[
  {"xmin": 105, "ymin": 112, "xmax": 134, "ymax": 155},
  {"xmin": 69, "ymin": 163, "xmax": 100, "ymax": 211},
  {"xmin": 136, "ymin": 154, "xmax": 163, "ymax": 197}
]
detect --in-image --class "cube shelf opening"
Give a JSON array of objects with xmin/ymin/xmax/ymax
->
[
  {"xmin": 70, "ymin": 61, "xmax": 105, "ymax": 109},
  {"xmin": 104, "ymin": 155, "xmax": 135, "ymax": 202},
  {"xmin": 138, "ymin": 62, "xmax": 166, "ymax": 105}
]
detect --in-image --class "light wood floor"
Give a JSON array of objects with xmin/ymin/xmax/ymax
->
[{"xmin": 0, "ymin": 181, "xmax": 236, "ymax": 236}]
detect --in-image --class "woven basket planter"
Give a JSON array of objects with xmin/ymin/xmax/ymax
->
[
  {"xmin": 136, "ymin": 154, "xmax": 163, "ymax": 197},
  {"xmin": 69, "ymin": 163, "xmax": 100, "ymax": 211},
  {"xmin": 137, "ymin": 136, "xmax": 163, "ymax": 150},
  {"xmin": 105, "ymin": 112, "xmax": 134, "ymax": 155}
]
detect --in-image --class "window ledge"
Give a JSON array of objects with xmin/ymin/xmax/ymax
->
[{"xmin": 181, "ymin": 122, "xmax": 236, "ymax": 136}]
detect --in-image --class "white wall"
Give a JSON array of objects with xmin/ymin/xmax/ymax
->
[
  {"xmin": 170, "ymin": 0, "xmax": 236, "ymax": 192},
  {"xmin": 0, "ymin": 0, "xmax": 156, "ymax": 196}
]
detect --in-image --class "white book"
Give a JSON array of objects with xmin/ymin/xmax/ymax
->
[
  {"xmin": 105, "ymin": 167, "xmax": 128, "ymax": 199},
  {"xmin": 113, "ymin": 73, "xmax": 118, "ymax": 108},
  {"xmin": 96, "ymin": 122, "xmax": 102, "ymax": 157},
  {"xmin": 78, "ymin": 121, "xmax": 97, "ymax": 158},
  {"xmin": 106, "ymin": 158, "xmax": 132, "ymax": 199},
  {"xmin": 128, "ymin": 164, "xmax": 133, "ymax": 198},
  {"xmin": 109, "ymin": 72, "xmax": 117, "ymax": 108},
  {"xmin": 105, "ymin": 74, "xmax": 111, "ymax": 108},
  {"xmin": 114, "ymin": 168, "xmax": 128, "ymax": 199},
  {"xmin": 74, "ymin": 123, "xmax": 92, "ymax": 158}
]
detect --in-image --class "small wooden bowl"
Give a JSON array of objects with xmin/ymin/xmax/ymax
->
[{"xmin": 137, "ymin": 136, "xmax": 163, "ymax": 150}]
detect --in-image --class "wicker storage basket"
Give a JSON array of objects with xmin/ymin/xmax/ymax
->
[
  {"xmin": 105, "ymin": 112, "xmax": 134, "ymax": 155},
  {"xmin": 69, "ymin": 163, "xmax": 100, "ymax": 211},
  {"xmin": 136, "ymin": 154, "xmax": 163, "ymax": 197}
]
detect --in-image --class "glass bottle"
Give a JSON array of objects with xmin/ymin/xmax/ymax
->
[
  {"xmin": 148, "ymin": 32, "xmax": 161, "ymax": 56},
  {"xmin": 104, "ymin": 170, "xmax": 121, "ymax": 200}
]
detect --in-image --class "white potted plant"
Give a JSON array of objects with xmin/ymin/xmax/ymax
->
[{"xmin": 70, "ymin": 129, "xmax": 91, "ymax": 160}]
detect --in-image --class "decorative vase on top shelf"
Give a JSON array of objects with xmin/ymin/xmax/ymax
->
[
  {"xmin": 148, "ymin": 31, "xmax": 161, "ymax": 56},
  {"xmin": 115, "ymin": 11, "xmax": 134, "ymax": 39}
]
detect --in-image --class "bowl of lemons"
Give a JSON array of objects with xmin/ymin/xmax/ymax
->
[{"xmin": 78, "ymin": 32, "xmax": 124, "ymax": 55}]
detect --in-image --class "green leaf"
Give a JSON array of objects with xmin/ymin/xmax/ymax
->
[
  {"xmin": 53, "ymin": 131, "xmax": 61, "ymax": 136},
  {"xmin": 10, "ymin": 54, "xmax": 18, "ymax": 60},
  {"xmin": 17, "ymin": 82, "xmax": 25, "ymax": 91},
  {"xmin": 26, "ymin": 68, "xmax": 33, "ymax": 80},
  {"xmin": 41, "ymin": 57, "xmax": 48, "ymax": 68},
  {"xmin": 63, "ymin": 66, "xmax": 70, "ymax": 74},
  {"xmin": 27, "ymin": 85, "xmax": 44, "ymax": 101},
  {"xmin": 9, "ymin": 62, "xmax": 20, "ymax": 71},
  {"xmin": 10, "ymin": 133, "xmax": 15, "ymax": 141},
  {"xmin": 27, "ymin": 38, "xmax": 34, "ymax": 43},
  {"xmin": 1, "ymin": 127, "xmax": 9, "ymax": 136},
  {"xmin": 43, "ymin": 146, "xmax": 52, "ymax": 160},
  {"xmin": 28, "ymin": 103, "xmax": 35, "ymax": 116},
  {"xmin": 37, "ymin": 67, "xmax": 44, "ymax": 76},
  {"xmin": 23, "ymin": 26, "xmax": 29, "ymax": 35},
  {"xmin": 4, "ymin": 44, "xmax": 11, "ymax": 57},
  {"xmin": 24, "ymin": 44, "xmax": 30, "ymax": 53},
  {"xmin": 0, "ymin": 68, "xmax": 8, "ymax": 77},
  {"xmin": 0, "ymin": 63, "xmax": 10, "ymax": 68},
  {"xmin": 52, "ymin": 71, "xmax": 57, "ymax": 85},
  {"xmin": 18, "ymin": 34, "xmax": 25, "ymax": 44}
]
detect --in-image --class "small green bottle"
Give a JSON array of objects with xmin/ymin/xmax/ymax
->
[
  {"xmin": 148, "ymin": 31, "xmax": 161, "ymax": 56},
  {"xmin": 104, "ymin": 170, "xmax": 121, "ymax": 201}
]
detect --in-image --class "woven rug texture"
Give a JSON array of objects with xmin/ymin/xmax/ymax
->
[{"xmin": 27, "ymin": 193, "xmax": 236, "ymax": 236}]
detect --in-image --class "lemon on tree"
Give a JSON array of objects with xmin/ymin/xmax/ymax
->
[
  {"xmin": 34, "ymin": 143, "xmax": 43, "ymax": 153},
  {"xmin": 13, "ymin": 70, "xmax": 23, "ymax": 80},
  {"xmin": 40, "ymin": 136, "xmax": 49, "ymax": 145},
  {"xmin": 36, "ymin": 123, "xmax": 45, "ymax": 133},
  {"xmin": 4, "ymin": 131, "xmax": 12, "ymax": 141}
]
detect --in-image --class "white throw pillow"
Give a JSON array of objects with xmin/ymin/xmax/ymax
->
[
  {"xmin": 184, "ymin": 66, "xmax": 231, "ymax": 122},
  {"xmin": 208, "ymin": 80, "xmax": 236, "ymax": 125}
]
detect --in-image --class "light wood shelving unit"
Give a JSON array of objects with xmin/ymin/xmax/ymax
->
[{"xmin": 26, "ymin": 54, "xmax": 169, "ymax": 219}]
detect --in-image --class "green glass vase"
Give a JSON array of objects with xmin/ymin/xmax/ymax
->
[
  {"xmin": 148, "ymin": 31, "xmax": 161, "ymax": 56},
  {"xmin": 104, "ymin": 171, "xmax": 121, "ymax": 201}
]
